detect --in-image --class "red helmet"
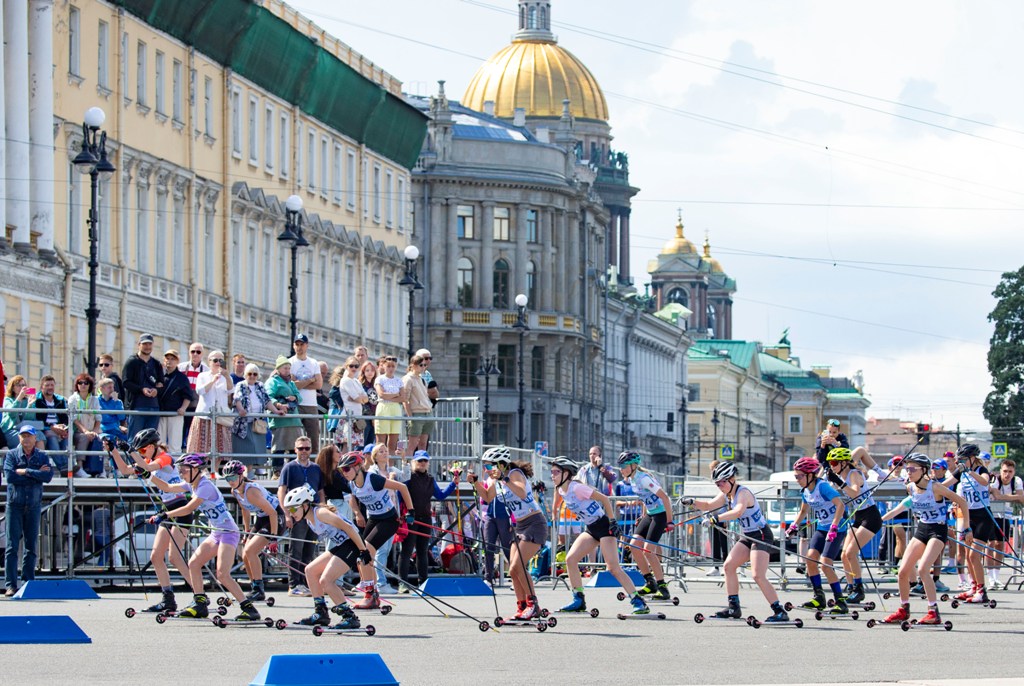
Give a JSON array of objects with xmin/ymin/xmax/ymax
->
[
  {"xmin": 888, "ymin": 455, "xmax": 904, "ymax": 469},
  {"xmin": 793, "ymin": 457, "xmax": 821, "ymax": 474},
  {"xmin": 339, "ymin": 451, "xmax": 364, "ymax": 471}
]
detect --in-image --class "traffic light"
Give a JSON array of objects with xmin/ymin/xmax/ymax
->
[
  {"xmin": 916, "ymin": 422, "xmax": 931, "ymax": 445},
  {"xmin": 666, "ymin": 412, "xmax": 675, "ymax": 433}
]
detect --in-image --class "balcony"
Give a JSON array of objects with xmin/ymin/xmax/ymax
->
[{"xmin": 438, "ymin": 308, "xmax": 581, "ymax": 335}]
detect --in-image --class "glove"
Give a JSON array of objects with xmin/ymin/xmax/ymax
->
[
  {"xmin": 826, "ymin": 467, "xmax": 844, "ymax": 488},
  {"xmin": 608, "ymin": 521, "xmax": 621, "ymax": 538},
  {"xmin": 405, "ymin": 513, "xmax": 415, "ymax": 527},
  {"xmin": 680, "ymin": 497, "xmax": 695, "ymax": 507},
  {"xmin": 826, "ymin": 525, "xmax": 838, "ymax": 543},
  {"xmin": 664, "ymin": 521, "xmax": 675, "ymax": 533},
  {"xmin": 133, "ymin": 464, "xmax": 150, "ymax": 479},
  {"xmin": 358, "ymin": 548, "xmax": 373, "ymax": 565},
  {"xmin": 101, "ymin": 435, "xmax": 114, "ymax": 450},
  {"xmin": 148, "ymin": 513, "xmax": 168, "ymax": 526},
  {"xmin": 267, "ymin": 542, "xmax": 278, "ymax": 555},
  {"xmin": 786, "ymin": 523, "xmax": 799, "ymax": 539},
  {"xmin": 116, "ymin": 439, "xmax": 131, "ymax": 453},
  {"xmin": 705, "ymin": 514, "xmax": 720, "ymax": 528},
  {"xmin": 957, "ymin": 527, "xmax": 971, "ymax": 542},
  {"xmin": 467, "ymin": 472, "xmax": 478, "ymax": 484}
]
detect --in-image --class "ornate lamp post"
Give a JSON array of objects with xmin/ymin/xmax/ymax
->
[
  {"xmin": 276, "ymin": 194, "xmax": 307, "ymax": 355},
  {"xmin": 475, "ymin": 355, "xmax": 500, "ymax": 444},
  {"xmin": 399, "ymin": 245, "xmax": 423, "ymax": 358},
  {"xmin": 512, "ymin": 293, "xmax": 529, "ymax": 449}
]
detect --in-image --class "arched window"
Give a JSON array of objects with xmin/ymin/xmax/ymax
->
[
  {"xmin": 667, "ymin": 287, "xmax": 688, "ymax": 308},
  {"xmin": 493, "ymin": 258, "xmax": 510, "ymax": 308},
  {"xmin": 457, "ymin": 257, "xmax": 474, "ymax": 307},
  {"xmin": 528, "ymin": 5, "xmax": 537, "ymax": 28},
  {"xmin": 526, "ymin": 260, "xmax": 537, "ymax": 307},
  {"xmin": 706, "ymin": 303, "xmax": 717, "ymax": 335}
]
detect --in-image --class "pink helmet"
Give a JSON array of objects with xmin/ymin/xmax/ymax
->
[
  {"xmin": 793, "ymin": 457, "xmax": 821, "ymax": 474},
  {"xmin": 175, "ymin": 453, "xmax": 207, "ymax": 469}
]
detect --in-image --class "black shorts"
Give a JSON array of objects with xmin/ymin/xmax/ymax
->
[
  {"xmin": 163, "ymin": 497, "xmax": 194, "ymax": 527},
  {"xmin": 992, "ymin": 517, "xmax": 1008, "ymax": 543},
  {"xmin": 362, "ymin": 515, "xmax": 399, "ymax": 550},
  {"xmin": 809, "ymin": 529, "xmax": 843, "ymax": 560},
  {"xmin": 736, "ymin": 525, "xmax": 775, "ymax": 554},
  {"xmin": 634, "ymin": 512, "xmax": 668, "ymax": 543},
  {"xmin": 328, "ymin": 539, "xmax": 361, "ymax": 570},
  {"xmin": 968, "ymin": 508, "xmax": 1000, "ymax": 542},
  {"xmin": 251, "ymin": 510, "xmax": 285, "ymax": 537},
  {"xmin": 584, "ymin": 516, "xmax": 613, "ymax": 540},
  {"xmin": 852, "ymin": 505, "xmax": 883, "ymax": 535},
  {"xmin": 913, "ymin": 522, "xmax": 948, "ymax": 544}
]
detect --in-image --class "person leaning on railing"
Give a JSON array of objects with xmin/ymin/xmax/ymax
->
[
  {"xmin": 2, "ymin": 375, "xmax": 31, "ymax": 449},
  {"xmin": 266, "ymin": 356, "xmax": 304, "ymax": 461}
]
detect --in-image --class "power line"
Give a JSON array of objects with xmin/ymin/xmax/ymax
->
[{"xmin": 632, "ymin": 198, "xmax": 1024, "ymax": 211}]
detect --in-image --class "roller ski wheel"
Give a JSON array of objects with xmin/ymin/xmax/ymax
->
[
  {"xmin": 539, "ymin": 607, "xmax": 550, "ymax": 618},
  {"xmin": 379, "ymin": 604, "xmax": 393, "ymax": 615},
  {"xmin": 478, "ymin": 621, "xmax": 490, "ymax": 632},
  {"xmin": 616, "ymin": 591, "xmax": 627, "ymax": 602},
  {"xmin": 216, "ymin": 596, "xmax": 231, "ymax": 607},
  {"xmin": 693, "ymin": 612, "xmax": 749, "ymax": 624},
  {"xmin": 212, "ymin": 616, "xmax": 275, "ymax": 628},
  {"xmin": 124, "ymin": 608, "xmax": 136, "ymax": 618},
  {"xmin": 590, "ymin": 608, "xmax": 600, "ymax": 618},
  {"xmin": 749, "ymin": 617, "xmax": 803, "ymax": 628},
  {"xmin": 814, "ymin": 610, "xmax": 859, "ymax": 621},
  {"xmin": 950, "ymin": 599, "xmax": 960, "ymax": 609},
  {"xmin": 617, "ymin": 612, "xmax": 666, "ymax": 620}
]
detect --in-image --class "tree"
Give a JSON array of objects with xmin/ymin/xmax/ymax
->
[{"xmin": 984, "ymin": 265, "xmax": 1024, "ymax": 454}]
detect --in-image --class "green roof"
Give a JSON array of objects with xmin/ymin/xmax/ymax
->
[
  {"xmin": 699, "ymin": 340, "xmax": 759, "ymax": 370},
  {"xmin": 116, "ymin": 0, "xmax": 427, "ymax": 168}
]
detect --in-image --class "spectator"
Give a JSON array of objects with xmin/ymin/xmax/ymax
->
[
  {"xmin": 289, "ymin": 334, "xmax": 323, "ymax": 451},
  {"xmin": 96, "ymin": 377, "xmax": 127, "ymax": 441},
  {"xmin": 577, "ymin": 446, "xmax": 617, "ymax": 495},
  {"xmin": 814, "ymin": 418, "xmax": 849, "ymax": 465},
  {"xmin": 232, "ymin": 363, "xmax": 276, "ymax": 467},
  {"xmin": 329, "ymin": 357, "xmax": 368, "ymax": 451},
  {"xmin": 266, "ymin": 356, "xmax": 303, "ymax": 456},
  {"xmin": 68, "ymin": 373, "xmax": 102, "ymax": 478},
  {"xmin": 277, "ymin": 435, "xmax": 323, "ymax": 597},
  {"xmin": 179, "ymin": 342, "xmax": 208, "ymax": 448},
  {"xmin": 187, "ymin": 349, "xmax": 234, "ymax": 472},
  {"xmin": 316, "ymin": 360, "xmax": 331, "ymax": 416},
  {"xmin": 415, "ymin": 348, "xmax": 440, "ymax": 406},
  {"xmin": 157, "ymin": 349, "xmax": 194, "ymax": 453},
  {"xmin": 354, "ymin": 346, "xmax": 369, "ymax": 368},
  {"xmin": 318, "ymin": 442, "xmax": 353, "ymax": 522},
  {"xmin": 96, "ymin": 353, "xmax": 124, "ymax": 400},
  {"xmin": 373, "ymin": 356, "xmax": 404, "ymax": 453},
  {"xmin": 31, "ymin": 375, "xmax": 68, "ymax": 467},
  {"xmin": 122, "ymin": 333, "xmax": 163, "ymax": 440},
  {"xmin": 400, "ymin": 450, "xmax": 457, "ymax": 589},
  {"xmin": 2, "ymin": 375, "xmax": 31, "ymax": 449},
  {"xmin": 358, "ymin": 360, "xmax": 379, "ymax": 447},
  {"xmin": 402, "ymin": 354, "xmax": 432, "ymax": 456},
  {"xmin": 4, "ymin": 425, "xmax": 54, "ymax": 596},
  {"xmin": 229, "ymin": 354, "xmax": 247, "ymax": 385}
]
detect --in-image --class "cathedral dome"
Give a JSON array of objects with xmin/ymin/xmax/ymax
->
[{"xmin": 662, "ymin": 217, "xmax": 697, "ymax": 255}]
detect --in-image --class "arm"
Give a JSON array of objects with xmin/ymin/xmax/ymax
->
[
  {"xmin": 472, "ymin": 476, "xmax": 495, "ymax": 503},
  {"xmin": 881, "ymin": 498, "xmax": 911, "ymax": 522},
  {"xmin": 164, "ymin": 496, "xmax": 203, "ymax": 519},
  {"xmin": 246, "ymin": 489, "xmax": 279, "ymax": 536},
  {"xmin": 503, "ymin": 470, "xmax": 529, "ymax": 500},
  {"xmin": 349, "ymin": 495, "xmax": 365, "ymax": 527},
  {"xmin": 933, "ymin": 482, "xmax": 970, "ymax": 531},
  {"xmin": 319, "ymin": 510, "xmax": 368, "ymax": 551},
  {"xmin": 589, "ymin": 489, "xmax": 617, "ymax": 521},
  {"xmin": 385, "ymin": 479, "xmax": 415, "ymax": 511},
  {"xmin": 791, "ymin": 502, "xmax": 808, "ymax": 528},
  {"xmin": 434, "ymin": 478, "xmax": 458, "ymax": 500},
  {"xmin": 714, "ymin": 491, "xmax": 750, "ymax": 524},
  {"xmin": 690, "ymin": 493, "xmax": 728, "ymax": 512},
  {"xmin": 656, "ymin": 489, "xmax": 674, "ymax": 523},
  {"xmin": 829, "ymin": 496, "xmax": 845, "ymax": 529},
  {"xmin": 24, "ymin": 454, "xmax": 54, "ymax": 483},
  {"xmin": 150, "ymin": 475, "xmax": 190, "ymax": 494},
  {"xmin": 277, "ymin": 483, "xmax": 293, "ymax": 528}
]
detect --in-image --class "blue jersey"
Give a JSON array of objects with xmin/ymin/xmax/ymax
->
[
  {"xmin": 728, "ymin": 485, "xmax": 767, "ymax": 533},
  {"xmin": 802, "ymin": 480, "xmax": 847, "ymax": 532}
]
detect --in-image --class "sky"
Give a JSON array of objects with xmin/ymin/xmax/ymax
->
[{"xmin": 290, "ymin": 0, "xmax": 1024, "ymax": 436}]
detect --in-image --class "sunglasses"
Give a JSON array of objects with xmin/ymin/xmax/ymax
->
[
  {"xmin": 211, "ymin": 359, "xmax": 224, "ymax": 364},
  {"xmin": 417, "ymin": 363, "xmax": 428, "ymax": 367},
  {"xmin": 422, "ymin": 357, "xmax": 432, "ymax": 361},
  {"xmin": 347, "ymin": 364, "xmax": 358, "ymax": 369},
  {"xmin": 190, "ymin": 350, "xmax": 202, "ymax": 354},
  {"xmin": 295, "ymin": 446, "xmax": 312, "ymax": 452},
  {"xmin": 76, "ymin": 381, "xmax": 90, "ymax": 386},
  {"xmin": 286, "ymin": 505, "xmax": 301, "ymax": 513},
  {"xmin": 98, "ymin": 362, "xmax": 111, "ymax": 368},
  {"xmin": 245, "ymin": 373, "xmax": 258, "ymax": 377}
]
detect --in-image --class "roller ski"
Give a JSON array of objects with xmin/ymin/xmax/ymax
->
[
  {"xmin": 296, "ymin": 601, "xmax": 331, "ymax": 627},
  {"xmin": 827, "ymin": 597, "xmax": 876, "ymax": 612},
  {"xmin": 616, "ymin": 611, "xmax": 666, "ymax": 620},
  {"xmin": 495, "ymin": 599, "xmax": 555, "ymax": 630},
  {"xmin": 125, "ymin": 590, "xmax": 177, "ymax": 618},
  {"xmin": 353, "ymin": 586, "xmax": 381, "ymax": 610},
  {"xmin": 866, "ymin": 603, "xmax": 910, "ymax": 628},
  {"xmin": 635, "ymin": 574, "xmax": 658, "ymax": 597},
  {"xmin": 220, "ymin": 583, "xmax": 275, "ymax": 607},
  {"xmin": 616, "ymin": 589, "xmax": 680, "ymax": 606},
  {"xmin": 557, "ymin": 592, "xmax": 600, "ymax": 617},
  {"xmin": 748, "ymin": 615, "xmax": 804, "ymax": 628},
  {"xmin": 901, "ymin": 606, "xmax": 953, "ymax": 631},
  {"xmin": 694, "ymin": 595, "xmax": 746, "ymax": 624},
  {"xmin": 950, "ymin": 587, "xmax": 997, "ymax": 609},
  {"xmin": 212, "ymin": 615, "xmax": 275, "ymax": 628}
]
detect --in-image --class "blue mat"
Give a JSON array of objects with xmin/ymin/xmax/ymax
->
[
  {"xmin": 250, "ymin": 653, "xmax": 397, "ymax": 686},
  {"xmin": 585, "ymin": 569, "xmax": 646, "ymax": 587},
  {"xmin": 12, "ymin": 580, "xmax": 99, "ymax": 600},
  {"xmin": 0, "ymin": 615, "xmax": 91, "ymax": 644},
  {"xmin": 419, "ymin": 576, "xmax": 492, "ymax": 596}
]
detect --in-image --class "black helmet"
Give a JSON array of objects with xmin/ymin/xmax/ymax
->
[
  {"xmin": 617, "ymin": 451, "xmax": 642, "ymax": 467},
  {"xmin": 904, "ymin": 453, "xmax": 932, "ymax": 471},
  {"xmin": 956, "ymin": 444, "xmax": 980, "ymax": 459},
  {"xmin": 130, "ymin": 428, "xmax": 161, "ymax": 452},
  {"xmin": 549, "ymin": 456, "xmax": 580, "ymax": 476}
]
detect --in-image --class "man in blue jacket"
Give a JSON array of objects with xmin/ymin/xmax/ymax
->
[{"xmin": 4, "ymin": 424, "xmax": 53, "ymax": 595}]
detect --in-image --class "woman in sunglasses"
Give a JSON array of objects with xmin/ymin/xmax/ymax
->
[
  {"xmin": 401, "ymin": 354, "xmax": 432, "ymax": 456},
  {"xmin": 186, "ymin": 349, "xmax": 235, "ymax": 475},
  {"xmin": 373, "ymin": 356, "xmax": 405, "ymax": 453}
]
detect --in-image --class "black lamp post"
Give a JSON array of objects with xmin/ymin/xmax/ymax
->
[
  {"xmin": 711, "ymin": 408, "xmax": 721, "ymax": 475},
  {"xmin": 475, "ymin": 355, "xmax": 500, "ymax": 444},
  {"xmin": 512, "ymin": 293, "xmax": 529, "ymax": 449},
  {"xmin": 769, "ymin": 430, "xmax": 778, "ymax": 473},
  {"xmin": 276, "ymin": 194, "xmax": 307, "ymax": 355},
  {"xmin": 72, "ymin": 106, "xmax": 116, "ymax": 379},
  {"xmin": 399, "ymin": 245, "xmax": 423, "ymax": 358},
  {"xmin": 745, "ymin": 418, "xmax": 755, "ymax": 480}
]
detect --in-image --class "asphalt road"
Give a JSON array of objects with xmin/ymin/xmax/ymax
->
[{"xmin": 1, "ymin": 576, "xmax": 1022, "ymax": 686}]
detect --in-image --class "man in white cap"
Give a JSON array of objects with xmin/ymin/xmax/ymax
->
[{"xmin": 3, "ymin": 424, "xmax": 53, "ymax": 596}]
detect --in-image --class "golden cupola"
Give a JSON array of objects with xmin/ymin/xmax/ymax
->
[
  {"xmin": 462, "ymin": 1, "xmax": 609, "ymax": 121},
  {"xmin": 661, "ymin": 214, "xmax": 697, "ymax": 255},
  {"xmin": 703, "ymin": 233, "xmax": 725, "ymax": 273}
]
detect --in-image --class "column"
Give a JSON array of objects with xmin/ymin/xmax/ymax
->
[
  {"xmin": 566, "ymin": 211, "xmax": 579, "ymax": 316},
  {"xmin": 5, "ymin": 0, "xmax": 31, "ymax": 250},
  {"xmin": 445, "ymin": 200, "xmax": 459, "ymax": 305},
  {"xmin": 0, "ymin": 4, "xmax": 6, "ymax": 248},
  {"xmin": 515, "ymin": 204, "xmax": 528, "ymax": 297},
  {"xmin": 540, "ymin": 208, "xmax": 553, "ymax": 311},
  {"xmin": 607, "ymin": 207, "xmax": 618, "ymax": 270},
  {"xmin": 555, "ymin": 209, "xmax": 567, "ymax": 312},
  {"xmin": 480, "ymin": 201, "xmax": 494, "ymax": 307},
  {"xmin": 427, "ymin": 196, "xmax": 445, "ymax": 307},
  {"xmin": 619, "ymin": 208, "xmax": 630, "ymax": 282},
  {"xmin": 29, "ymin": 0, "xmax": 55, "ymax": 256}
]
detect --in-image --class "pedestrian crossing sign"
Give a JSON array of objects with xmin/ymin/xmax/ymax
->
[
  {"xmin": 992, "ymin": 443, "xmax": 1008, "ymax": 458},
  {"xmin": 719, "ymin": 444, "xmax": 735, "ymax": 460}
]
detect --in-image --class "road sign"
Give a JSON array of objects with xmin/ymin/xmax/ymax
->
[
  {"xmin": 992, "ymin": 443, "xmax": 1008, "ymax": 458},
  {"xmin": 534, "ymin": 441, "xmax": 548, "ymax": 457},
  {"xmin": 719, "ymin": 444, "xmax": 735, "ymax": 460},
  {"xmin": 672, "ymin": 482, "xmax": 683, "ymax": 497}
]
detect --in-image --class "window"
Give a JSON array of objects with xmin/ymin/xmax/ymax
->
[
  {"xmin": 496, "ymin": 344, "xmax": 515, "ymax": 389},
  {"xmin": 492, "ymin": 259, "xmax": 510, "ymax": 309},
  {"xmin": 397, "ymin": 178, "xmax": 406, "ymax": 230},
  {"xmin": 320, "ymin": 138, "xmax": 329, "ymax": 198},
  {"xmin": 296, "ymin": 123, "xmax": 303, "ymax": 185},
  {"xmin": 120, "ymin": 32, "xmax": 129, "ymax": 102},
  {"xmin": 279, "ymin": 112, "xmax": 290, "ymax": 177},
  {"xmin": 332, "ymin": 144, "xmax": 342, "ymax": 204},
  {"xmin": 491, "ymin": 415, "xmax": 512, "ymax": 447},
  {"xmin": 667, "ymin": 287, "xmax": 689, "ymax": 307},
  {"xmin": 457, "ymin": 205, "xmax": 475, "ymax": 239},
  {"xmin": 204, "ymin": 77, "xmax": 213, "ymax": 136},
  {"xmin": 531, "ymin": 346, "xmax": 544, "ymax": 391},
  {"xmin": 459, "ymin": 344, "xmax": 481, "ymax": 388},
  {"xmin": 136, "ymin": 41, "xmax": 148, "ymax": 106},
  {"xmin": 248, "ymin": 96, "xmax": 258, "ymax": 164},
  {"xmin": 526, "ymin": 260, "xmax": 537, "ymax": 307},
  {"xmin": 154, "ymin": 51, "xmax": 165, "ymax": 115},
  {"xmin": 788, "ymin": 415, "xmax": 803, "ymax": 434},
  {"xmin": 171, "ymin": 59, "xmax": 182, "ymax": 122},
  {"xmin": 456, "ymin": 257, "xmax": 474, "ymax": 307},
  {"xmin": 526, "ymin": 209, "xmax": 538, "ymax": 243},
  {"xmin": 135, "ymin": 185, "xmax": 148, "ymax": 272},
  {"xmin": 346, "ymin": 149, "xmax": 356, "ymax": 209},
  {"xmin": 190, "ymin": 68, "xmax": 197, "ymax": 132},
  {"xmin": 306, "ymin": 130, "xmax": 315, "ymax": 190},
  {"xmin": 372, "ymin": 165, "xmax": 382, "ymax": 220},
  {"xmin": 493, "ymin": 207, "xmax": 511, "ymax": 241},
  {"xmin": 69, "ymin": 6, "xmax": 81, "ymax": 76},
  {"xmin": 554, "ymin": 351, "xmax": 562, "ymax": 393},
  {"xmin": 97, "ymin": 20, "xmax": 109, "ymax": 89},
  {"xmin": 230, "ymin": 88, "xmax": 242, "ymax": 155},
  {"xmin": 264, "ymin": 104, "xmax": 274, "ymax": 171},
  {"xmin": 172, "ymin": 195, "xmax": 184, "ymax": 280},
  {"xmin": 687, "ymin": 384, "xmax": 700, "ymax": 402},
  {"xmin": 385, "ymin": 171, "xmax": 394, "ymax": 226}
]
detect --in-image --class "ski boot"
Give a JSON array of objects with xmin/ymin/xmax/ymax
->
[
  {"xmin": 910, "ymin": 581, "xmax": 924, "ymax": 595},
  {"xmin": 764, "ymin": 603, "xmax": 789, "ymax": 623},
  {"xmin": 234, "ymin": 599, "xmax": 261, "ymax": 621},
  {"xmin": 636, "ymin": 574, "xmax": 658, "ymax": 596},
  {"xmin": 655, "ymin": 581, "xmax": 672, "ymax": 601},
  {"xmin": 298, "ymin": 601, "xmax": 331, "ymax": 627},
  {"xmin": 246, "ymin": 581, "xmax": 267, "ymax": 603},
  {"xmin": 178, "ymin": 594, "xmax": 210, "ymax": 618},
  {"xmin": 845, "ymin": 585, "xmax": 866, "ymax": 604},
  {"xmin": 714, "ymin": 596, "xmax": 742, "ymax": 619},
  {"xmin": 829, "ymin": 597, "xmax": 849, "ymax": 615},
  {"xmin": 510, "ymin": 600, "xmax": 528, "ymax": 620},
  {"xmin": 800, "ymin": 591, "xmax": 827, "ymax": 610},
  {"xmin": 560, "ymin": 592, "xmax": 587, "ymax": 612},
  {"xmin": 144, "ymin": 590, "xmax": 177, "ymax": 613},
  {"xmin": 933, "ymin": 579, "xmax": 950, "ymax": 593},
  {"xmin": 518, "ymin": 597, "xmax": 539, "ymax": 620},
  {"xmin": 954, "ymin": 583, "xmax": 977, "ymax": 602},
  {"xmin": 353, "ymin": 587, "xmax": 380, "ymax": 610},
  {"xmin": 967, "ymin": 587, "xmax": 990, "ymax": 604},
  {"xmin": 916, "ymin": 605, "xmax": 942, "ymax": 625},
  {"xmin": 881, "ymin": 603, "xmax": 910, "ymax": 624},
  {"xmin": 330, "ymin": 603, "xmax": 361, "ymax": 630},
  {"xmin": 630, "ymin": 594, "xmax": 650, "ymax": 615}
]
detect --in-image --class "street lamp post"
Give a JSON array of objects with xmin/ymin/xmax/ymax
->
[
  {"xmin": 72, "ymin": 107, "xmax": 116, "ymax": 378},
  {"xmin": 769, "ymin": 430, "xmax": 778, "ymax": 472},
  {"xmin": 711, "ymin": 408, "xmax": 721, "ymax": 476},
  {"xmin": 276, "ymin": 195, "xmax": 307, "ymax": 355},
  {"xmin": 745, "ymin": 419, "xmax": 754, "ymax": 480},
  {"xmin": 474, "ymin": 355, "xmax": 500, "ymax": 444},
  {"xmin": 512, "ymin": 293, "xmax": 529, "ymax": 449},
  {"xmin": 399, "ymin": 245, "xmax": 423, "ymax": 358}
]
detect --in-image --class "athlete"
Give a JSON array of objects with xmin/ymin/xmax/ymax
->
[
  {"xmin": 686, "ymin": 461, "xmax": 789, "ymax": 623},
  {"xmin": 470, "ymin": 446, "xmax": 548, "ymax": 620},
  {"xmin": 786, "ymin": 456, "xmax": 849, "ymax": 613},
  {"xmin": 881, "ymin": 455, "xmax": 909, "ymax": 574},
  {"xmin": 945, "ymin": 443, "xmax": 1000, "ymax": 604},
  {"xmin": 151, "ymin": 453, "xmax": 259, "ymax": 620},
  {"xmin": 989, "ymin": 458, "xmax": 1022, "ymax": 589},
  {"xmin": 618, "ymin": 451, "xmax": 675, "ymax": 600},
  {"xmin": 283, "ymin": 484, "xmax": 371, "ymax": 630},
  {"xmin": 824, "ymin": 447, "xmax": 883, "ymax": 604},
  {"xmin": 879, "ymin": 453, "xmax": 969, "ymax": 625},
  {"xmin": 106, "ymin": 428, "xmax": 191, "ymax": 614},
  {"xmin": 222, "ymin": 459, "xmax": 283, "ymax": 601},
  {"xmin": 548, "ymin": 457, "xmax": 648, "ymax": 615}
]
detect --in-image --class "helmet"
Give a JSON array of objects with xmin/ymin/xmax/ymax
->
[
  {"xmin": 932, "ymin": 458, "xmax": 948, "ymax": 470},
  {"xmin": 617, "ymin": 451, "xmax": 642, "ymax": 467},
  {"xmin": 904, "ymin": 453, "xmax": 931, "ymax": 470},
  {"xmin": 826, "ymin": 447, "xmax": 852, "ymax": 462},
  {"xmin": 482, "ymin": 446, "xmax": 511, "ymax": 465},
  {"xmin": 793, "ymin": 457, "xmax": 821, "ymax": 474},
  {"xmin": 956, "ymin": 444, "xmax": 980, "ymax": 459},
  {"xmin": 943, "ymin": 451, "xmax": 955, "ymax": 458},
  {"xmin": 712, "ymin": 461, "xmax": 737, "ymax": 482},
  {"xmin": 174, "ymin": 453, "xmax": 207, "ymax": 469},
  {"xmin": 339, "ymin": 451, "xmax": 364, "ymax": 471},
  {"xmin": 888, "ymin": 456, "xmax": 904, "ymax": 469},
  {"xmin": 283, "ymin": 484, "xmax": 316, "ymax": 509},
  {"xmin": 549, "ymin": 456, "xmax": 579, "ymax": 476},
  {"xmin": 130, "ymin": 428, "xmax": 161, "ymax": 452},
  {"xmin": 220, "ymin": 460, "xmax": 246, "ymax": 479},
  {"xmin": 980, "ymin": 452, "xmax": 992, "ymax": 462}
]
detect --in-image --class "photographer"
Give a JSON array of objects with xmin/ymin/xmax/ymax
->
[
  {"xmin": 576, "ymin": 446, "xmax": 617, "ymax": 496},
  {"xmin": 814, "ymin": 419, "xmax": 849, "ymax": 466},
  {"xmin": 121, "ymin": 333, "xmax": 164, "ymax": 440}
]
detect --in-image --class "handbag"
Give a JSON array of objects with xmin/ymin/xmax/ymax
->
[
  {"xmin": 252, "ymin": 418, "xmax": 268, "ymax": 435},
  {"xmin": 215, "ymin": 416, "xmax": 234, "ymax": 428}
]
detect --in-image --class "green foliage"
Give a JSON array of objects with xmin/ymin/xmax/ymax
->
[{"xmin": 985, "ymin": 265, "xmax": 1024, "ymax": 451}]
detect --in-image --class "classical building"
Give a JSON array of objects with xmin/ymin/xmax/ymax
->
[{"xmin": 1, "ymin": 0, "xmax": 425, "ymax": 387}]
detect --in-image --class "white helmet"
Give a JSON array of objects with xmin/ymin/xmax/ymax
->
[
  {"xmin": 482, "ymin": 445, "xmax": 511, "ymax": 466},
  {"xmin": 712, "ymin": 461, "xmax": 737, "ymax": 482},
  {"xmin": 283, "ymin": 484, "xmax": 316, "ymax": 509}
]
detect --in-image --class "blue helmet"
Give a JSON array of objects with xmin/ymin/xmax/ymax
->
[{"xmin": 931, "ymin": 458, "xmax": 948, "ymax": 470}]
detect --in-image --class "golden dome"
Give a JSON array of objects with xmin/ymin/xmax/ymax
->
[
  {"xmin": 703, "ymin": 234, "xmax": 725, "ymax": 273},
  {"xmin": 662, "ymin": 217, "xmax": 697, "ymax": 255},
  {"xmin": 462, "ymin": 39, "xmax": 609, "ymax": 121}
]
